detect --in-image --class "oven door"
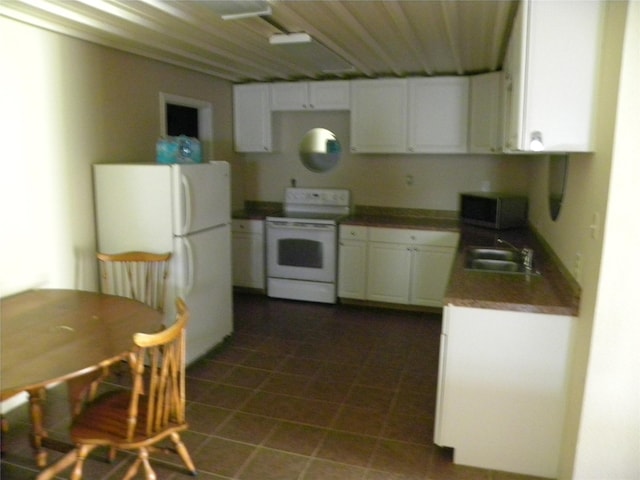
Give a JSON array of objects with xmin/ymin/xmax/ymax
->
[{"xmin": 266, "ymin": 220, "xmax": 336, "ymax": 283}]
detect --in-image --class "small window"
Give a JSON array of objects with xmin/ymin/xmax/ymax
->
[{"xmin": 166, "ymin": 104, "xmax": 199, "ymax": 138}]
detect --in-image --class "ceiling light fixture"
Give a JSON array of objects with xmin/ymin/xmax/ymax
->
[
  {"xmin": 268, "ymin": 32, "xmax": 354, "ymax": 74},
  {"xmin": 205, "ymin": 0, "xmax": 271, "ymax": 20},
  {"xmin": 269, "ymin": 33, "xmax": 312, "ymax": 45}
]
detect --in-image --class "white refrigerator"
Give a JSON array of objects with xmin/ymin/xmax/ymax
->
[{"xmin": 93, "ymin": 162, "xmax": 232, "ymax": 364}]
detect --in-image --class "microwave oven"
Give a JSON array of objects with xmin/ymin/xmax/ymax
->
[{"xmin": 459, "ymin": 192, "xmax": 528, "ymax": 230}]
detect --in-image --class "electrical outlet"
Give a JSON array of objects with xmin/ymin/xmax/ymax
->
[
  {"xmin": 590, "ymin": 212, "xmax": 600, "ymax": 240},
  {"xmin": 406, "ymin": 174, "xmax": 414, "ymax": 186}
]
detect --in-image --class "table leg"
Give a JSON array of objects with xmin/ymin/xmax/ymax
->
[{"xmin": 26, "ymin": 387, "xmax": 48, "ymax": 468}]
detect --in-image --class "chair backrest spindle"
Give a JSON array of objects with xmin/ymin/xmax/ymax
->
[
  {"xmin": 127, "ymin": 298, "xmax": 189, "ymax": 441},
  {"xmin": 97, "ymin": 252, "xmax": 171, "ymax": 312}
]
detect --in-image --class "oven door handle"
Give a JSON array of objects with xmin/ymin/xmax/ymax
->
[{"xmin": 268, "ymin": 222, "xmax": 334, "ymax": 230}]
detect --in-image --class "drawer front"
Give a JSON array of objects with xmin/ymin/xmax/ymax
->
[
  {"xmin": 339, "ymin": 225, "xmax": 368, "ymax": 241},
  {"xmin": 369, "ymin": 227, "xmax": 459, "ymax": 247},
  {"xmin": 232, "ymin": 219, "xmax": 264, "ymax": 234}
]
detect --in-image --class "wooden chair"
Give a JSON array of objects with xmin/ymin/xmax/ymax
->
[
  {"xmin": 39, "ymin": 298, "xmax": 196, "ymax": 480},
  {"xmin": 97, "ymin": 251, "xmax": 172, "ymax": 312}
]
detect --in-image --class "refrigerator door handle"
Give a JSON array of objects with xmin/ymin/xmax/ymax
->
[
  {"xmin": 183, "ymin": 237, "xmax": 195, "ymax": 295},
  {"xmin": 180, "ymin": 174, "xmax": 193, "ymax": 234}
]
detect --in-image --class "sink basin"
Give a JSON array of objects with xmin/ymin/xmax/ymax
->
[
  {"xmin": 466, "ymin": 247, "xmax": 521, "ymax": 262},
  {"xmin": 467, "ymin": 258, "xmax": 522, "ymax": 272},
  {"xmin": 465, "ymin": 247, "xmax": 541, "ymax": 275}
]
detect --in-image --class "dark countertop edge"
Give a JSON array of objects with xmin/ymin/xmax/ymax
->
[
  {"xmin": 443, "ymin": 298, "xmax": 578, "ymax": 316},
  {"xmin": 341, "ymin": 207, "xmax": 460, "ymax": 231},
  {"xmin": 341, "ymin": 216, "xmax": 460, "ymax": 232}
]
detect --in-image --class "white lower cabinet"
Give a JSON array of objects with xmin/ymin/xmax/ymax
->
[
  {"xmin": 366, "ymin": 241, "xmax": 412, "ymax": 304},
  {"xmin": 340, "ymin": 226, "xmax": 458, "ymax": 307},
  {"xmin": 231, "ymin": 219, "xmax": 264, "ymax": 289},
  {"xmin": 435, "ymin": 305, "xmax": 575, "ymax": 478},
  {"xmin": 338, "ymin": 225, "xmax": 368, "ymax": 299}
]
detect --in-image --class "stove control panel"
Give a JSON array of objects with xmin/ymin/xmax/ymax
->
[{"xmin": 285, "ymin": 188, "xmax": 350, "ymax": 207}]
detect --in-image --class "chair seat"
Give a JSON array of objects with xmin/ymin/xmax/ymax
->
[{"xmin": 71, "ymin": 390, "xmax": 187, "ymax": 448}]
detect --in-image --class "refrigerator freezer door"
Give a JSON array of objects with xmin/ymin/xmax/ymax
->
[
  {"xmin": 171, "ymin": 224, "xmax": 232, "ymax": 364},
  {"xmin": 172, "ymin": 162, "xmax": 230, "ymax": 236},
  {"xmin": 94, "ymin": 164, "xmax": 174, "ymax": 253}
]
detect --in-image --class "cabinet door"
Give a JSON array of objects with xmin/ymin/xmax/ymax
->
[
  {"xmin": 350, "ymin": 79, "xmax": 407, "ymax": 153},
  {"xmin": 231, "ymin": 232, "xmax": 264, "ymax": 289},
  {"xmin": 270, "ymin": 82, "xmax": 309, "ymax": 110},
  {"xmin": 504, "ymin": 0, "xmax": 602, "ymax": 152},
  {"xmin": 408, "ymin": 77, "xmax": 469, "ymax": 153},
  {"xmin": 366, "ymin": 242, "xmax": 411, "ymax": 304},
  {"xmin": 502, "ymin": 3, "xmax": 525, "ymax": 152},
  {"xmin": 435, "ymin": 306, "xmax": 575, "ymax": 478},
  {"xmin": 338, "ymin": 239, "xmax": 367, "ymax": 299},
  {"xmin": 411, "ymin": 246, "xmax": 455, "ymax": 307},
  {"xmin": 233, "ymin": 84, "xmax": 272, "ymax": 152},
  {"xmin": 309, "ymin": 81, "xmax": 350, "ymax": 110},
  {"xmin": 469, "ymin": 72, "xmax": 503, "ymax": 153}
]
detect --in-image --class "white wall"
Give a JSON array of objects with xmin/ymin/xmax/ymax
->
[
  {"xmin": 0, "ymin": 16, "xmax": 236, "ymax": 297},
  {"xmin": 241, "ymin": 110, "xmax": 533, "ymax": 210},
  {"xmin": 571, "ymin": 1, "xmax": 640, "ymax": 477}
]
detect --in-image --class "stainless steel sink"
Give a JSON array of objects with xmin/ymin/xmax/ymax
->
[
  {"xmin": 465, "ymin": 247, "xmax": 541, "ymax": 275},
  {"xmin": 466, "ymin": 247, "xmax": 521, "ymax": 262}
]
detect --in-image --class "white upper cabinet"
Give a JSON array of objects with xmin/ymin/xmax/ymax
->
[
  {"xmin": 408, "ymin": 77, "xmax": 469, "ymax": 153},
  {"xmin": 350, "ymin": 77, "xmax": 470, "ymax": 154},
  {"xmin": 350, "ymin": 79, "xmax": 408, "ymax": 153},
  {"xmin": 469, "ymin": 72, "xmax": 503, "ymax": 153},
  {"xmin": 503, "ymin": 0, "xmax": 603, "ymax": 153},
  {"xmin": 233, "ymin": 84, "xmax": 272, "ymax": 152},
  {"xmin": 271, "ymin": 80, "xmax": 350, "ymax": 111}
]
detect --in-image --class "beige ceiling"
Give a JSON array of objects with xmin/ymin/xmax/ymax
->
[{"xmin": 0, "ymin": 0, "xmax": 519, "ymax": 83}]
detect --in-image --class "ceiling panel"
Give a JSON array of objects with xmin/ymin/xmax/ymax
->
[{"xmin": 0, "ymin": 0, "xmax": 519, "ymax": 82}]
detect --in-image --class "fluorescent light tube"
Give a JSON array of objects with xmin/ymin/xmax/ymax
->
[
  {"xmin": 205, "ymin": 1, "xmax": 271, "ymax": 20},
  {"xmin": 269, "ymin": 33, "xmax": 312, "ymax": 45}
]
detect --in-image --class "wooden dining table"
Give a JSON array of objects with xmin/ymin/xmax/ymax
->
[{"xmin": 0, "ymin": 289, "xmax": 163, "ymax": 468}]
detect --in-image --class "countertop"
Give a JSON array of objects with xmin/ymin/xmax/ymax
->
[
  {"xmin": 446, "ymin": 226, "xmax": 580, "ymax": 316},
  {"xmin": 233, "ymin": 204, "xmax": 580, "ymax": 316},
  {"xmin": 341, "ymin": 213, "xmax": 460, "ymax": 232}
]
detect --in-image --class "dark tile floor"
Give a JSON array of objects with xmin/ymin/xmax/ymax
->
[{"xmin": 1, "ymin": 293, "xmax": 545, "ymax": 479}]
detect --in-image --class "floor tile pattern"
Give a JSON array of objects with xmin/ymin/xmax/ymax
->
[{"xmin": 1, "ymin": 293, "xmax": 546, "ymax": 479}]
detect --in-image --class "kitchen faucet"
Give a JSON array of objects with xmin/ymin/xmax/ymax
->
[{"xmin": 497, "ymin": 238, "xmax": 534, "ymax": 271}]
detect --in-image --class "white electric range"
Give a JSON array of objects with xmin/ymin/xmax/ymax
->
[{"xmin": 265, "ymin": 188, "xmax": 351, "ymax": 303}]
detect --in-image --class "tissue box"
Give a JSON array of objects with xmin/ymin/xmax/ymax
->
[{"xmin": 156, "ymin": 136, "xmax": 202, "ymax": 164}]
